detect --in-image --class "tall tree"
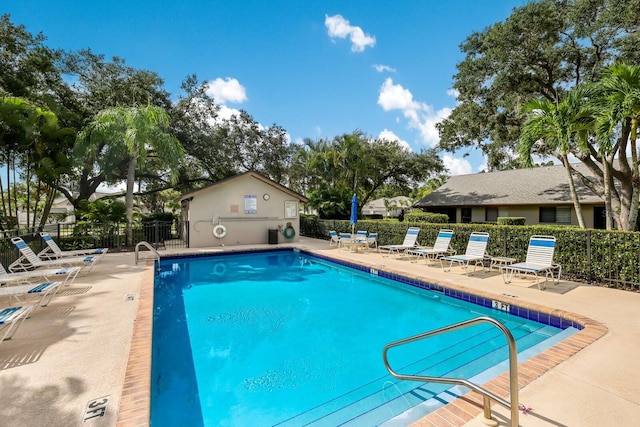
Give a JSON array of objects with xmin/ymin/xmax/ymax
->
[
  {"xmin": 0, "ymin": 96, "xmax": 73, "ymax": 228},
  {"xmin": 0, "ymin": 14, "xmax": 66, "ymax": 101},
  {"xmin": 76, "ymin": 105, "xmax": 185, "ymax": 245},
  {"xmin": 519, "ymin": 89, "xmax": 595, "ymax": 228},
  {"xmin": 58, "ymin": 50, "xmax": 172, "ymax": 209},
  {"xmin": 595, "ymin": 62, "xmax": 640, "ymax": 230},
  {"xmin": 169, "ymin": 75, "xmax": 221, "ymax": 190},
  {"xmin": 297, "ymin": 132, "xmax": 444, "ymax": 218},
  {"xmin": 437, "ymin": 0, "xmax": 640, "ymax": 229}
]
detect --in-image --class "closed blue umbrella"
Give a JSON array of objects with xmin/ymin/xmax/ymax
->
[{"xmin": 350, "ymin": 194, "xmax": 358, "ymax": 234}]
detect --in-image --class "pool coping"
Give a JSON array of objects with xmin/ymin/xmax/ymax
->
[{"xmin": 115, "ymin": 247, "xmax": 608, "ymax": 427}]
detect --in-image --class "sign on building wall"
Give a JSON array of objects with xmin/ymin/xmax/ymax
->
[
  {"xmin": 244, "ymin": 195, "xmax": 257, "ymax": 214},
  {"xmin": 284, "ymin": 201, "xmax": 298, "ymax": 218}
]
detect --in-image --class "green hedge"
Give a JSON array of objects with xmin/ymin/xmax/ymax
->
[
  {"xmin": 404, "ymin": 211, "xmax": 449, "ymax": 223},
  {"xmin": 497, "ymin": 217, "xmax": 526, "ymax": 226},
  {"xmin": 300, "ymin": 217, "xmax": 640, "ymax": 290}
]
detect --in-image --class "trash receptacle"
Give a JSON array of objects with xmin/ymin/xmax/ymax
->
[{"xmin": 268, "ymin": 229, "xmax": 278, "ymax": 244}]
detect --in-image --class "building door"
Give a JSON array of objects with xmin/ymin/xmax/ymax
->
[{"xmin": 593, "ymin": 206, "xmax": 606, "ymax": 229}]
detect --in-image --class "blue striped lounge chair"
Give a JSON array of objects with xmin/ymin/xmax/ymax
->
[
  {"xmin": 9, "ymin": 237, "xmax": 99, "ymax": 274},
  {"xmin": 38, "ymin": 232, "xmax": 108, "ymax": 260},
  {"xmin": 338, "ymin": 233, "xmax": 353, "ymax": 250},
  {"xmin": 440, "ymin": 232, "xmax": 489, "ymax": 275},
  {"xmin": 353, "ymin": 230, "xmax": 368, "ymax": 251},
  {"xmin": 329, "ymin": 231, "xmax": 340, "ymax": 247},
  {"xmin": 502, "ymin": 235, "xmax": 561, "ymax": 290},
  {"xmin": 0, "ymin": 281, "xmax": 63, "ymax": 308},
  {"xmin": 379, "ymin": 227, "xmax": 420, "ymax": 256},
  {"xmin": 407, "ymin": 229, "xmax": 455, "ymax": 264},
  {"xmin": 0, "ymin": 304, "xmax": 35, "ymax": 344},
  {"xmin": 0, "ymin": 262, "xmax": 81, "ymax": 287},
  {"xmin": 365, "ymin": 232, "xmax": 378, "ymax": 251}
]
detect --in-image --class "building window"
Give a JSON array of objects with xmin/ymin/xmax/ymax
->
[
  {"xmin": 556, "ymin": 207, "xmax": 571, "ymax": 223},
  {"xmin": 461, "ymin": 208, "xmax": 472, "ymax": 223},
  {"xmin": 486, "ymin": 207, "xmax": 498, "ymax": 222},
  {"xmin": 539, "ymin": 206, "xmax": 571, "ymax": 224}
]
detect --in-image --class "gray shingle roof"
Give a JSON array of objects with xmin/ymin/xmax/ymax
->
[{"xmin": 414, "ymin": 163, "xmax": 603, "ymax": 207}]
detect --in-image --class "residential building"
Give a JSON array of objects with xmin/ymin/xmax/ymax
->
[
  {"xmin": 414, "ymin": 164, "xmax": 606, "ymax": 228},
  {"xmin": 180, "ymin": 171, "xmax": 308, "ymax": 247}
]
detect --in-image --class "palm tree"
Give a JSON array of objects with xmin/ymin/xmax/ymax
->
[
  {"xmin": 0, "ymin": 97, "xmax": 72, "ymax": 229},
  {"xmin": 519, "ymin": 89, "xmax": 593, "ymax": 228},
  {"xmin": 596, "ymin": 63, "xmax": 640, "ymax": 230},
  {"xmin": 76, "ymin": 105, "xmax": 185, "ymax": 246}
]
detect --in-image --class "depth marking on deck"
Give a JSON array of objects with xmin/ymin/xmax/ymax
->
[{"xmin": 83, "ymin": 395, "xmax": 110, "ymax": 422}]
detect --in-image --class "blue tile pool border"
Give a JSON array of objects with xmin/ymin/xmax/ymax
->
[{"xmin": 158, "ymin": 248, "xmax": 584, "ymax": 332}]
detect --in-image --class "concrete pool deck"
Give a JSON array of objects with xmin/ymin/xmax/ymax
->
[{"xmin": 0, "ymin": 237, "xmax": 638, "ymax": 426}]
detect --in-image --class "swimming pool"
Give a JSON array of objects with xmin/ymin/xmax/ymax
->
[{"xmin": 151, "ymin": 250, "xmax": 579, "ymax": 426}]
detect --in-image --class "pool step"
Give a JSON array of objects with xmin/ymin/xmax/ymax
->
[{"xmin": 275, "ymin": 322, "xmax": 559, "ymax": 426}]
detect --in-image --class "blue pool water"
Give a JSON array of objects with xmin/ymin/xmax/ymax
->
[{"xmin": 151, "ymin": 250, "xmax": 578, "ymax": 426}]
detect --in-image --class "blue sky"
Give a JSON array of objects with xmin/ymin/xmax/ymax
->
[{"xmin": 3, "ymin": 0, "xmax": 527, "ymax": 176}]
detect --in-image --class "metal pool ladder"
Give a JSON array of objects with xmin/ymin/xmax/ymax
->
[
  {"xmin": 382, "ymin": 316, "xmax": 519, "ymax": 426},
  {"xmin": 135, "ymin": 241, "xmax": 160, "ymax": 271}
]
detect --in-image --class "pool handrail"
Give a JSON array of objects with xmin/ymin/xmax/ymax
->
[
  {"xmin": 382, "ymin": 316, "xmax": 519, "ymax": 426},
  {"xmin": 135, "ymin": 241, "xmax": 160, "ymax": 272}
]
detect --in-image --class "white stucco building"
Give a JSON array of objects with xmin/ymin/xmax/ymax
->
[{"xmin": 180, "ymin": 171, "xmax": 308, "ymax": 248}]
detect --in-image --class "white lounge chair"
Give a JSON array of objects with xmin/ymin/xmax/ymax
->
[
  {"xmin": 0, "ymin": 281, "xmax": 63, "ymax": 307},
  {"xmin": 502, "ymin": 235, "xmax": 561, "ymax": 289},
  {"xmin": 0, "ymin": 304, "xmax": 34, "ymax": 344},
  {"xmin": 338, "ymin": 233, "xmax": 353, "ymax": 250},
  {"xmin": 365, "ymin": 232, "xmax": 378, "ymax": 251},
  {"xmin": 0, "ymin": 262, "xmax": 81, "ymax": 287},
  {"xmin": 37, "ymin": 232, "xmax": 108, "ymax": 260},
  {"xmin": 329, "ymin": 231, "xmax": 340, "ymax": 247},
  {"xmin": 407, "ymin": 229, "xmax": 455, "ymax": 264},
  {"xmin": 354, "ymin": 230, "xmax": 368, "ymax": 251},
  {"xmin": 9, "ymin": 237, "xmax": 99, "ymax": 274},
  {"xmin": 379, "ymin": 227, "xmax": 420, "ymax": 256},
  {"xmin": 441, "ymin": 232, "xmax": 490, "ymax": 275}
]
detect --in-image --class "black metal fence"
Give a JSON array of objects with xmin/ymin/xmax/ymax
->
[
  {"xmin": 0, "ymin": 221, "xmax": 189, "ymax": 271},
  {"xmin": 301, "ymin": 217, "xmax": 640, "ymax": 290}
]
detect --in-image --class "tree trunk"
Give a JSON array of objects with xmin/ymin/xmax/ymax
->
[
  {"xmin": 563, "ymin": 154, "xmax": 586, "ymax": 228},
  {"xmin": 602, "ymin": 154, "xmax": 614, "ymax": 230},
  {"xmin": 38, "ymin": 182, "xmax": 58, "ymax": 229},
  {"xmin": 26, "ymin": 164, "xmax": 32, "ymax": 228},
  {"xmin": 12, "ymin": 164, "xmax": 19, "ymax": 227},
  {"xmin": 125, "ymin": 157, "xmax": 136, "ymax": 247},
  {"xmin": 626, "ymin": 120, "xmax": 639, "ymax": 230},
  {"xmin": 6, "ymin": 157, "xmax": 12, "ymax": 228}
]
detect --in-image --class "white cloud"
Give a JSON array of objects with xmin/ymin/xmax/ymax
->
[
  {"xmin": 325, "ymin": 14, "xmax": 375, "ymax": 52},
  {"xmin": 442, "ymin": 154, "xmax": 472, "ymax": 176},
  {"xmin": 377, "ymin": 129, "xmax": 411, "ymax": 151},
  {"xmin": 205, "ymin": 77, "xmax": 247, "ymax": 104},
  {"xmin": 377, "ymin": 78, "xmax": 452, "ymax": 147},
  {"xmin": 378, "ymin": 77, "xmax": 422, "ymax": 112},
  {"xmin": 373, "ymin": 64, "xmax": 396, "ymax": 73}
]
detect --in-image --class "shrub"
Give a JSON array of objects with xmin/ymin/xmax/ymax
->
[
  {"xmin": 497, "ymin": 217, "xmax": 526, "ymax": 226},
  {"xmin": 141, "ymin": 212, "xmax": 175, "ymax": 222},
  {"xmin": 363, "ymin": 214, "xmax": 384, "ymax": 220},
  {"xmin": 405, "ymin": 211, "xmax": 449, "ymax": 223},
  {"xmin": 300, "ymin": 217, "xmax": 640, "ymax": 289}
]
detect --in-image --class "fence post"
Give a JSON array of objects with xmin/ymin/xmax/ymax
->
[
  {"xmin": 154, "ymin": 220, "xmax": 159, "ymax": 245},
  {"xmin": 586, "ymin": 229, "xmax": 592, "ymax": 284}
]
